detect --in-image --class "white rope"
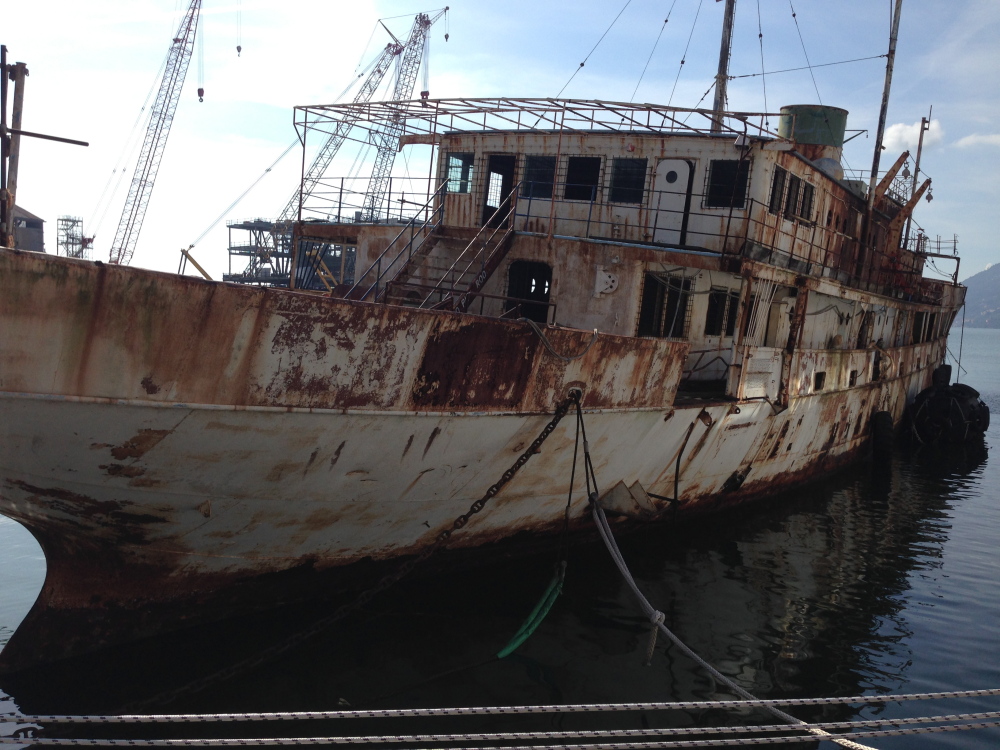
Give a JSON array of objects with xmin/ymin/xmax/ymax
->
[
  {"xmin": 4, "ymin": 720, "xmax": 1000, "ymax": 746},
  {"xmin": 591, "ymin": 502, "xmax": 875, "ymax": 750},
  {"xmin": 6, "ymin": 689, "xmax": 1000, "ymax": 724}
]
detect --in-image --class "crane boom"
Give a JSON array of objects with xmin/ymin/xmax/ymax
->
[
  {"xmin": 276, "ymin": 42, "xmax": 402, "ymax": 225},
  {"xmin": 109, "ymin": 0, "xmax": 201, "ymax": 265},
  {"xmin": 361, "ymin": 11, "xmax": 442, "ymax": 221}
]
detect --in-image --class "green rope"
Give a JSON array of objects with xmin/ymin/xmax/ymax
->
[{"xmin": 497, "ymin": 562, "xmax": 566, "ymax": 659}]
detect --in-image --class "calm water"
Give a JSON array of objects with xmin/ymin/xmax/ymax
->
[{"xmin": 1, "ymin": 329, "xmax": 998, "ymax": 748}]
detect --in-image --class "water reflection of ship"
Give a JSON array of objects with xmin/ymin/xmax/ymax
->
[{"xmin": 1, "ymin": 443, "xmax": 986, "ymax": 728}]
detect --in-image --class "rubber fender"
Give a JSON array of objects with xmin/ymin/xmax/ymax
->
[
  {"xmin": 909, "ymin": 383, "xmax": 990, "ymax": 444},
  {"xmin": 932, "ymin": 364, "xmax": 952, "ymax": 387},
  {"xmin": 872, "ymin": 411, "xmax": 894, "ymax": 456}
]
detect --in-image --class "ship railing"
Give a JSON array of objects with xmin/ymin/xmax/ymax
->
[
  {"xmin": 343, "ymin": 180, "xmax": 449, "ymax": 302},
  {"xmin": 509, "ymin": 179, "xmax": 752, "ymax": 253},
  {"xmin": 413, "ymin": 181, "xmax": 523, "ymax": 311},
  {"xmin": 740, "ymin": 201, "xmax": 940, "ymax": 301},
  {"xmin": 294, "ymin": 176, "xmax": 438, "ymax": 226},
  {"xmin": 506, "ymin": 179, "xmax": 944, "ymax": 303}
]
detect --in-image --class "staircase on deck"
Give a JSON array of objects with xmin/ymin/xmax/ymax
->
[{"xmin": 381, "ymin": 225, "xmax": 515, "ymax": 311}]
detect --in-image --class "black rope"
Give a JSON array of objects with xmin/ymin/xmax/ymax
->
[
  {"xmin": 667, "ymin": 0, "xmax": 706, "ymax": 108},
  {"xmin": 729, "ymin": 54, "xmax": 888, "ymax": 80},
  {"xmin": 629, "ymin": 1, "xmax": 678, "ymax": 102},
  {"xmin": 556, "ymin": 0, "xmax": 634, "ymax": 97},
  {"xmin": 755, "ymin": 0, "xmax": 768, "ymax": 129},
  {"xmin": 787, "ymin": 0, "xmax": 823, "ymax": 105}
]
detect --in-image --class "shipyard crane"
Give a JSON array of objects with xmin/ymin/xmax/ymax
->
[
  {"xmin": 361, "ymin": 10, "xmax": 446, "ymax": 221},
  {"xmin": 109, "ymin": 0, "xmax": 201, "ymax": 265},
  {"xmin": 281, "ymin": 8, "xmax": 447, "ymax": 225},
  {"xmin": 274, "ymin": 41, "xmax": 404, "ymax": 226}
]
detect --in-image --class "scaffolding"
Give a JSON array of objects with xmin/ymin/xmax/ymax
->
[{"xmin": 56, "ymin": 216, "xmax": 92, "ymax": 259}]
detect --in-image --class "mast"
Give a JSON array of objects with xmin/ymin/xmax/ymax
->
[
  {"xmin": 868, "ymin": 0, "xmax": 904, "ymax": 208},
  {"xmin": 711, "ymin": 0, "xmax": 737, "ymax": 133},
  {"xmin": 902, "ymin": 105, "xmax": 931, "ymax": 250}
]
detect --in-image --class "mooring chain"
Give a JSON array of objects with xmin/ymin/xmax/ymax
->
[{"xmin": 126, "ymin": 392, "xmax": 581, "ymax": 711}]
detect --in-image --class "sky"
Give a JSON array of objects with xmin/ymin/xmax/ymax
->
[{"xmin": 4, "ymin": 0, "xmax": 999, "ymax": 282}]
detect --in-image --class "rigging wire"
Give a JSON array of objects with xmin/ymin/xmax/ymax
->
[
  {"xmin": 729, "ymin": 54, "xmax": 888, "ymax": 80},
  {"xmin": 755, "ymin": 0, "xmax": 768, "ymax": 128},
  {"xmin": 787, "ymin": 0, "xmax": 823, "ymax": 104},
  {"xmin": 197, "ymin": 13, "xmax": 205, "ymax": 100},
  {"xmin": 679, "ymin": 80, "xmax": 716, "ymax": 126},
  {"xmin": 629, "ymin": 1, "xmax": 678, "ymax": 102},
  {"xmin": 89, "ymin": 51, "xmax": 173, "ymax": 239},
  {"xmin": 236, "ymin": 0, "xmax": 242, "ymax": 55},
  {"xmin": 189, "ymin": 140, "xmax": 298, "ymax": 248},
  {"xmin": 355, "ymin": 22, "xmax": 380, "ymax": 73},
  {"xmin": 378, "ymin": 8, "xmax": 448, "ymax": 22},
  {"xmin": 783, "ymin": 0, "xmax": 859, "ymax": 176},
  {"xmin": 555, "ymin": 0, "xmax": 633, "ymax": 98},
  {"xmin": 667, "ymin": 0, "xmax": 706, "ymax": 108},
  {"xmin": 189, "ymin": 34, "xmax": 395, "ymax": 242}
]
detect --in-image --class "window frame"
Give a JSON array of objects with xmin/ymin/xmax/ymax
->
[
  {"xmin": 636, "ymin": 273, "xmax": 693, "ymax": 339},
  {"xmin": 768, "ymin": 167, "xmax": 787, "ymax": 215},
  {"xmin": 564, "ymin": 156, "xmax": 603, "ymax": 201},
  {"xmin": 704, "ymin": 158, "xmax": 751, "ymax": 209},
  {"xmin": 608, "ymin": 157, "xmax": 648, "ymax": 204},
  {"xmin": 704, "ymin": 287, "xmax": 740, "ymax": 338},
  {"xmin": 521, "ymin": 155, "xmax": 557, "ymax": 199},
  {"xmin": 445, "ymin": 152, "xmax": 475, "ymax": 194}
]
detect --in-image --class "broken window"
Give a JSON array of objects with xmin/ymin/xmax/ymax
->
[
  {"xmin": 705, "ymin": 159, "xmax": 750, "ymax": 208},
  {"xmin": 704, "ymin": 288, "xmax": 740, "ymax": 337},
  {"xmin": 564, "ymin": 156, "xmax": 602, "ymax": 201},
  {"xmin": 445, "ymin": 152, "xmax": 475, "ymax": 194},
  {"xmin": 912, "ymin": 311, "xmax": 926, "ymax": 344},
  {"xmin": 637, "ymin": 273, "xmax": 692, "ymax": 338},
  {"xmin": 609, "ymin": 158, "xmax": 648, "ymax": 204},
  {"xmin": 521, "ymin": 155, "xmax": 557, "ymax": 199},
  {"xmin": 783, "ymin": 174, "xmax": 801, "ymax": 220},
  {"xmin": 768, "ymin": 167, "xmax": 787, "ymax": 214},
  {"xmin": 506, "ymin": 260, "xmax": 553, "ymax": 323}
]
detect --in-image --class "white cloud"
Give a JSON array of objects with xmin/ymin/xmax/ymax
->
[
  {"xmin": 883, "ymin": 119, "xmax": 944, "ymax": 153},
  {"xmin": 954, "ymin": 133, "xmax": 1000, "ymax": 148}
]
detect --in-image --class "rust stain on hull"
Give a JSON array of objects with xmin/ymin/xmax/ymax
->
[{"xmin": 0, "ymin": 246, "xmax": 957, "ymax": 673}]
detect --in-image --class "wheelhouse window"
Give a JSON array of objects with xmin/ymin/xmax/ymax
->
[
  {"xmin": 609, "ymin": 158, "xmax": 648, "ymax": 204},
  {"xmin": 783, "ymin": 174, "xmax": 815, "ymax": 222},
  {"xmin": 637, "ymin": 273, "xmax": 692, "ymax": 338},
  {"xmin": 768, "ymin": 167, "xmax": 787, "ymax": 214},
  {"xmin": 705, "ymin": 159, "xmax": 750, "ymax": 208},
  {"xmin": 521, "ymin": 155, "xmax": 557, "ymax": 199},
  {"xmin": 704, "ymin": 288, "xmax": 740, "ymax": 337},
  {"xmin": 445, "ymin": 152, "xmax": 475, "ymax": 193},
  {"xmin": 564, "ymin": 156, "xmax": 602, "ymax": 201}
]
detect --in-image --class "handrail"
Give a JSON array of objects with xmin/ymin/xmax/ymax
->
[
  {"xmin": 418, "ymin": 181, "xmax": 522, "ymax": 309},
  {"xmin": 342, "ymin": 180, "xmax": 449, "ymax": 300}
]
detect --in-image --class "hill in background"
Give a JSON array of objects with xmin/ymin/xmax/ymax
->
[{"xmin": 958, "ymin": 263, "xmax": 1000, "ymax": 329}]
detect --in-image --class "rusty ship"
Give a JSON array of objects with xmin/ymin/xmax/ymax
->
[{"xmin": 0, "ymin": 5, "xmax": 975, "ymax": 672}]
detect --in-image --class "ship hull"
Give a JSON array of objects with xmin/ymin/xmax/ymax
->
[{"xmin": 0, "ymin": 248, "xmax": 943, "ymax": 671}]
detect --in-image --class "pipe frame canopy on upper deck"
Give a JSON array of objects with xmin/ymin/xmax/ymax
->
[{"xmin": 293, "ymin": 98, "xmax": 785, "ymax": 144}]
